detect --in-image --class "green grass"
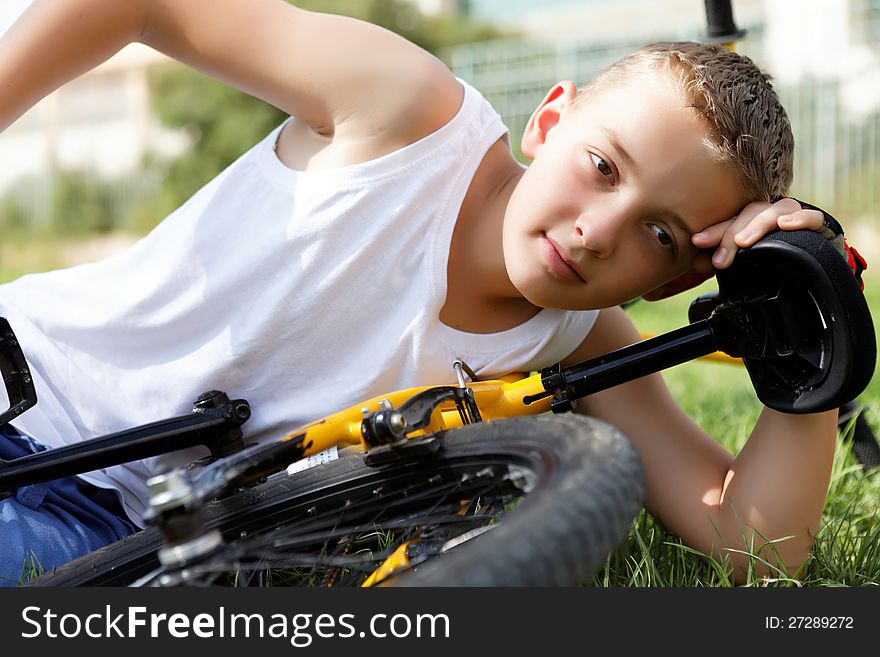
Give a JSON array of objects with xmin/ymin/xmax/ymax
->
[
  {"xmin": 3, "ymin": 550, "xmax": 44, "ymax": 587},
  {"xmin": 596, "ymin": 274, "xmax": 880, "ymax": 587}
]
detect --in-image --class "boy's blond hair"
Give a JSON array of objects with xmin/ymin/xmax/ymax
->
[{"xmin": 575, "ymin": 42, "xmax": 794, "ymax": 202}]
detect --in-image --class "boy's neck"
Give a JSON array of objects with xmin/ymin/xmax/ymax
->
[{"xmin": 441, "ymin": 138, "xmax": 539, "ymax": 333}]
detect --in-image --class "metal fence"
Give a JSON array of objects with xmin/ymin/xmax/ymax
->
[
  {"xmin": 781, "ymin": 79, "xmax": 880, "ymax": 218},
  {"xmin": 449, "ymin": 35, "xmax": 880, "ymax": 221}
]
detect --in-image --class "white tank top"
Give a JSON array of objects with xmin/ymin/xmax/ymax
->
[{"xmin": 0, "ymin": 80, "xmax": 598, "ymax": 525}]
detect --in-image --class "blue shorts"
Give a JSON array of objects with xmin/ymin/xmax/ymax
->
[{"xmin": 0, "ymin": 424, "xmax": 137, "ymax": 586}]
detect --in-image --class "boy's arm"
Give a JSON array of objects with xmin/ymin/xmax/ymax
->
[
  {"xmin": 0, "ymin": 0, "xmax": 144, "ymax": 131},
  {"xmin": 563, "ymin": 306, "xmax": 837, "ymax": 583},
  {"xmin": 0, "ymin": 0, "xmax": 462, "ymax": 149}
]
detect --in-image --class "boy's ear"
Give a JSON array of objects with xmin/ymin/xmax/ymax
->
[{"xmin": 521, "ymin": 81, "xmax": 577, "ymax": 160}]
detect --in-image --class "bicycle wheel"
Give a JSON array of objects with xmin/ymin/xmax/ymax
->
[{"xmin": 29, "ymin": 414, "xmax": 644, "ymax": 587}]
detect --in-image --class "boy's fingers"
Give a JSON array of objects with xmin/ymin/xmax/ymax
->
[
  {"xmin": 734, "ymin": 207, "xmax": 825, "ymax": 248},
  {"xmin": 691, "ymin": 218, "xmax": 734, "ymax": 248},
  {"xmin": 711, "ymin": 214, "xmax": 755, "ymax": 268},
  {"xmin": 732, "ymin": 206, "xmax": 788, "ymax": 248},
  {"xmin": 777, "ymin": 208, "xmax": 825, "ymax": 229},
  {"xmin": 694, "ymin": 199, "xmax": 815, "ymax": 269}
]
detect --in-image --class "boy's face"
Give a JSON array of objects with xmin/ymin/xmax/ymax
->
[{"xmin": 503, "ymin": 74, "xmax": 749, "ymax": 310}]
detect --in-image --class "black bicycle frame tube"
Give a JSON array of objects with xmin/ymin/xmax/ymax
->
[
  {"xmin": 537, "ymin": 319, "xmax": 718, "ymax": 412},
  {"xmin": 0, "ymin": 396, "xmax": 250, "ymax": 498}
]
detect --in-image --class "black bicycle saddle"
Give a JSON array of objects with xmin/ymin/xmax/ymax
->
[{"xmin": 694, "ymin": 229, "xmax": 875, "ymax": 414}]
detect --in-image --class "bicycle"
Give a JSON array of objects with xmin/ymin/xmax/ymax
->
[{"xmin": 0, "ymin": 227, "xmax": 872, "ymax": 587}]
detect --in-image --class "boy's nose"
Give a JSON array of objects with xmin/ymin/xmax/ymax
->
[{"xmin": 574, "ymin": 212, "xmax": 622, "ymax": 259}]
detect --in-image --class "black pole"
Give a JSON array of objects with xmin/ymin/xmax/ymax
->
[{"xmin": 703, "ymin": 0, "xmax": 747, "ymax": 44}]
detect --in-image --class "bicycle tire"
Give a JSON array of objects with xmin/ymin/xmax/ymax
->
[{"xmin": 29, "ymin": 414, "xmax": 644, "ymax": 587}]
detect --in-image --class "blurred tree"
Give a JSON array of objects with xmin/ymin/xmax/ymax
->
[
  {"xmin": 135, "ymin": 0, "xmax": 512, "ymax": 229},
  {"xmin": 0, "ymin": 194, "xmax": 27, "ymax": 233},
  {"xmin": 49, "ymin": 171, "xmax": 117, "ymax": 235}
]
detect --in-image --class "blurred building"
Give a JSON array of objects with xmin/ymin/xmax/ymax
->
[{"xmin": 0, "ymin": 43, "xmax": 186, "ymax": 195}]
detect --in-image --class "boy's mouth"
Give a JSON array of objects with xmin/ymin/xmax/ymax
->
[{"xmin": 542, "ymin": 233, "xmax": 586, "ymax": 284}]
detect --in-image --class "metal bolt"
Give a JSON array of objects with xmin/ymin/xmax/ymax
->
[
  {"xmin": 233, "ymin": 401, "xmax": 251, "ymax": 421},
  {"xmin": 193, "ymin": 390, "xmax": 229, "ymax": 411},
  {"xmin": 147, "ymin": 470, "xmax": 193, "ymax": 513},
  {"xmin": 389, "ymin": 412, "xmax": 407, "ymax": 434},
  {"xmin": 453, "ymin": 360, "xmax": 466, "ymax": 388}
]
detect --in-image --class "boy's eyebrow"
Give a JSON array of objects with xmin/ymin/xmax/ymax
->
[
  {"xmin": 601, "ymin": 127, "xmax": 637, "ymax": 172},
  {"xmin": 656, "ymin": 210, "xmax": 696, "ymax": 241}
]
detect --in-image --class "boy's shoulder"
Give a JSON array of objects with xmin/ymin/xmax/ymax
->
[{"xmin": 274, "ymin": 66, "xmax": 465, "ymax": 173}]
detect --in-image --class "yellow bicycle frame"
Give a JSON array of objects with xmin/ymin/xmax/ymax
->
[{"xmin": 281, "ymin": 372, "xmax": 546, "ymax": 459}]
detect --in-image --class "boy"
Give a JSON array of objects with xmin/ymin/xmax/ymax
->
[{"xmin": 0, "ymin": 0, "xmax": 853, "ymax": 585}]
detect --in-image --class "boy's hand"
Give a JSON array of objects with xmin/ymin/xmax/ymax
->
[
  {"xmin": 691, "ymin": 197, "xmax": 825, "ymax": 269},
  {"xmin": 641, "ymin": 198, "xmax": 825, "ymax": 301},
  {"xmin": 640, "ymin": 197, "xmax": 869, "ymax": 301}
]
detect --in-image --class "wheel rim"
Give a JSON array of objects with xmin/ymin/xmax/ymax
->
[{"xmin": 135, "ymin": 443, "xmax": 555, "ymax": 587}]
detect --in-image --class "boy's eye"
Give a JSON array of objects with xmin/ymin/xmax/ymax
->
[
  {"xmin": 589, "ymin": 153, "xmax": 614, "ymax": 180},
  {"xmin": 649, "ymin": 224, "xmax": 676, "ymax": 253}
]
